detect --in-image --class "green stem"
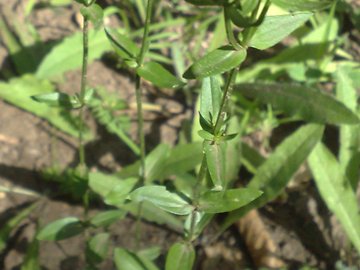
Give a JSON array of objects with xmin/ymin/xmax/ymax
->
[
  {"xmin": 138, "ymin": 0, "xmax": 154, "ymax": 65},
  {"xmin": 78, "ymin": 16, "xmax": 89, "ymax": 169},
  {"xmin": 213, "ymin": 68, "xmax": 238, "ymax": 135},
  {"xmin": 224, "ymin": 6, "xmax": 242, "ymax": 50}
]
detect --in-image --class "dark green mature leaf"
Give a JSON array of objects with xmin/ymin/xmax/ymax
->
[
  {"xmin": 130, "ymin": 186, "xmax": 194, "ymax": 215},
  {"xmin": 105, "ymin": 178, "xmax": 138, "ymax": 206},
  {"xmin": 221, "ymin": 124, "xmax": 324, "ymax": 231},
  {"xmin": 80, "ymin": 4, "xmax": 103, "ymax": 29},
  {"xmin": 272, "ymin": 0, "xmax": 332, "ymax": 11},
  {"xmin": 0, "ymin": 203, "xmax": 37, "ymax": 252},
  {"xmin": 90, "ymin": 210, "xmax": 127, "ymax": 227},
  {"xmin": 137, "ymin": 62, "xmax": 185, "ymax": 89},
  {"xmin": 37, "ymin": 217, "xmax": 84, "ymax": 241},
  {"xmin": 249, "ymin": 13, "xmax": 313, "ymax": 50},
  {"xmin": 86, "ymin": 233, "xmax": 110, "ymax": 265},
  {"xmin": 165, "ymin": 242, "xmax": 195, "ymax": 270},
  {"xmin": 185, "ymin": 0, "xmax": 228, "ymax": 6},
  {"xmin": 114, "ymin": 248, "xmax": 159, "ymax": 270},
  {"xmin": 308, "ymin": 143, "xmax": 360, "ymax": 254},
  {"xmin": 204, "ymin": 141, "xmax": 226, "ymax": 191},
  {"xmin": 198, "ymin": 188, "xmax": 262, "ymax": 213},
  {"xmin": 200, "ymin": 76, "xmax": 222, "ymax": 124},
  {"xmin": 31, "ymin": 92, "xmax": 81, "ymax": 109},
  {"xmin": 0, "ymin": 75, "xmax": 90, "ymax": 138},
  {"xmin": 105, "ymin": 28, "xmax": 139, "ymax": 67},
  {"xmin": 183, "ymin": 45, "xmax": 246, "ymax": 79},
  {"xmin": 36, "ymin": 29, "xmax": 110, "ymax": 79},
  {"xmin": 235, "ymin": 83, "xmax": 360, "ymax": 125},
  {"xmin": 21, "ymin": 235, "xmax": 40, "ymax": 270}
]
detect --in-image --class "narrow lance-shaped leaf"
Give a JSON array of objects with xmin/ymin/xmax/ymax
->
[
  {"xmin": 248, "ymin": 13, "xmax": 313, "ymax": 50},
  {"xmin": 183, "ymin": 45, "xmax": 247, "ymax": 79},
  {"xmin": 130, "ymin": 186, "xmax": 194, "ymax": 215},
  {"xmin": 114, "ymin": 248, "xmax": 159, "ymax": 270},
  {"xmin": 105, "ymin": 178, "xmax": 138, "ymax": 207},
  {"xmin": 86, "ymin": 233, "xmax": 110, "ymax": 265},
  {"xmin": 90, "ymin": 210, "xmax": 127, "ymax": 228},
  {"xmin": 37, "ymin": 217, "xmax": 85, "ymax": 241},
  {"xmin": 204, "ymin": 141, "xmax": 226, "ymax": 191},
  {"xmin": 235, "ymin": 83, "xmax": 360, "ymax": 125},
  {"xmin": 198, "ymin": 188, "xmax": 263, "ymax": 213},
  {"xmin": 308, "ymin": 143, "xmax": 360, "ymax": 254},
  {"xmin": 165, "ymin": 242, "xmax": 195, "ymax": 270},
  {"xmin": 272, "ymin": 0, "xmax": 332, "ymax": 11},
  {"xmin": 31, "ymin": 92, "xmax": 81, "ymax": 109},
  {"xmin": 220, "ymin": 124, "xmax": 324, "ymax": 231},
  {"xmin": 336, "ymin": 65, "xmax": 360, "ymax": 189},
  {"xmin": 200, "ymin": 76, "xmax": 222, "ymax": 124},
  {"xmin": 136, "ymin": 61, "xmax": 185, "ymax": 89}
]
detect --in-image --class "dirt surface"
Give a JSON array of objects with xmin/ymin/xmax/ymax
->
[{"xmin": 1, "ymin": 1, "xmax": 360, "ymax": 270}]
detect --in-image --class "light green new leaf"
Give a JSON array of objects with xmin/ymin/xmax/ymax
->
[
  {"xmin": 130, "ymin": 186, "xmax": 194, "ymax": 215},
  {"xmin": 80, "ymin": 4, "xmax": 103, "ymax": 29},
  {"xmin": 272, "ymin": 0, "xmax": 332, "ymax": 11},
  {"xmin": 114, "ymin": 248, "xmax": 159, "ymax": 270},
  {"xmin": 137, "ymin": 62, "xmax": 185, "ymax": 89},
  {"xmin": 89, "ymin": 172, "xmax": 123, "ymax": 197},
  {"xmin": 21, "ymin": 235, "xmax": 40, "ymax": 270},
  {"xmin": 0, "ymin": 203, "xmax": 37, "ymax": 253},
  {"xmin": 0, "ymin": 75, "xmax": 90, "ymax": 138},
  {"xmin": 198, "ymin": 188, "xmax": 262, "ymax": 213},
  {"xmin": 31, "ymin": 92, "xmax": 81, "ymax": 109},
  {"xmin": 249, "ymin": 13, "xmax": 313, "ymax": 50},
  {"xmin": 105, "ymin": 178, "xmax": 138, "ymax": 206},
  {"xmin": 235, "ymin": 83, "xmax": 360, "ymax": 125},
  {"xmin": 308, "ymin": 143, "xmax": 360, "ymax": 254},
  {"xmin": 90, "ymin": 210, "xmax": 127, "ymax": 228},
  {"xmin": 37, "ymin": 217, "xmax": 84, "ymax": 241},
  {"xmin": 36, "ymin": 29, "xmax": 111, "ymax": 79},
  {"xmin": 221, "ymin": 124, "xmax": 324, "ymax": 231},
  {"xmin": 165, "ymin": 242, "xmax": 195, "ymax": 270},
  {"xmin": 204, "ymin": 141, "xmax": 226, "ymax": 191},
  {"xmin": 336, "ymin": 65, "xmax": 360, "ymax": 189},
  {"xmin": 86, "ymin": 233, "xmax": 110, "ymax": 265},
  {"xmin": 183, "ymin": 45, "xmax": 246, "ymax": 79},
  {"xmin": 200, "ymin": 76, "xmax": 222, "ymax": 124}
]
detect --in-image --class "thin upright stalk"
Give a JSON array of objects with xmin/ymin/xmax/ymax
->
[{"xmin": 78, "ymin": 17, "xmax": 89, "ymax": 169}]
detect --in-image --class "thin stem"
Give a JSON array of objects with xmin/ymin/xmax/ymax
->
[
  {"xmin": 213, "ymin": 68, "xmax": 238, "ymax": 135},
  {"xmin": 78, "ymin": 16, "xmax": 89, "ymax": 169},
  {"xmin": 224, "ymin": 7, "xmax": 242, "ymax": 50},
  {"xmin": 138, "ymin": 0, "xmax": 154, "ymax": 65}
]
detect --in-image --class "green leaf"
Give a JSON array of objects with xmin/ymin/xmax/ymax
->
[
  {"xmin": 137, "ymin": 62, "xmax": 185, "ymax": 89},
  {"xmin": 86, "ymin": 233, "xmax": 110, "ymax": 265},
  {"xmin": 37, "ymin": 217, "xmax": 84, "ymax": 241},
  {"xmin": 308, "ymin": 143, "xmax": 360, "ymax": 254},
  {"xmin": 114, "ymin": 248, "xmax": 159, "ymax": 270},
  {"xmin": 36, "ymin": 29, "xmax": 111, "ymax": 79},
  {"xmin": 183, "ymin": 45, "xmax": 247, "ymax": 79},
  {"xmin": 89, "ymin": 172, "xmax": 123, "ymax": 197},
  {"xmin": 184, "ymin": 211, "xmax": 213, "ymax": 240},
  {"xmin": 90, "ymin": 210, "xmax": 127, "ymax": 227},
  {"xmin": 80, "ymin": 4, "xmax": 103, "ymax": 29},
  {"xmin": 198, "ymin": 188, "xmax": 262, "ymax": 213},
  {"xmin": 0, "ymin": 75, "xmax": 91, "ymax": 138},
  {"xmin": 105, "ymin": 178, "xmax": 138, "ymax": 206},
  {"xmin": 336, "ymin": 65, "xmax": 360, "ymax": 189},
  {"xmin": 144, "ymin": 144, "xmax": 171, "ymax": 183},
  {"xmin": 249, "ymin": 13, "xmax": 313, "ymax": 50},
  {"xmin": 21, "ymin": 235, "xmax": 40, "ymax": 270},
  {"xmin": 137, "ymin": 246, "xmax": 162, "ymax": 261},
  {"xmin": 272, "ymin": 0, "xmax": 332, "ymax": 11},
  {"xmin": 200, "ymin": 76, "xmax": 222, "ymax": 124},
  {"xmin": 160, "ymin": 142, "xmax": 203, "ymax": 178},
  {"xmin": 235, "ymin": 83, "xmax": 360, "ymax": 125},
  {"xmin": 31, "ymin": 92, "xmax": 81, "ymax": 109},
  {"xmin": 165, "ymin": 242, "xmax": 195, "ymax": 270},
  {"xmin": 204, "ymin": 141, "xmax": 226, "ymax": 191},
  {"xmin": 105, "ymin": 28, "xmax": 139, "ymax": 67},
  {"xmin": 221, "ymin": 124, "xmax": 324, "ymax": 231},
  {"xmin": 130, "ymin": 186, "xmax": 194, "ymax": 215},
  {"xmin": 198, "ymin": 130, "xmax": 214, "ymax": 141},
  {"xmin": 0, "ymin": 203, "xmax": 37, "ymax": 253}
]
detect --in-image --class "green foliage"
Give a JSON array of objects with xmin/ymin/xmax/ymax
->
[
  {"xmin": 86, "ymin": 233, "xmax": 110, "ymax": 265},
  {"xmin": 165, "ymin": 242, "xmax": 195, "ymax": 270},
  {"xmin": 37, "ymin": 217, "xmax": 85, "ymax": 241}
]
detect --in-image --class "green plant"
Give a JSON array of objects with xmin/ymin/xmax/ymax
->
[{"xmin": 1, "ymin": 0, "xmax": 360, "ymax": 269}]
